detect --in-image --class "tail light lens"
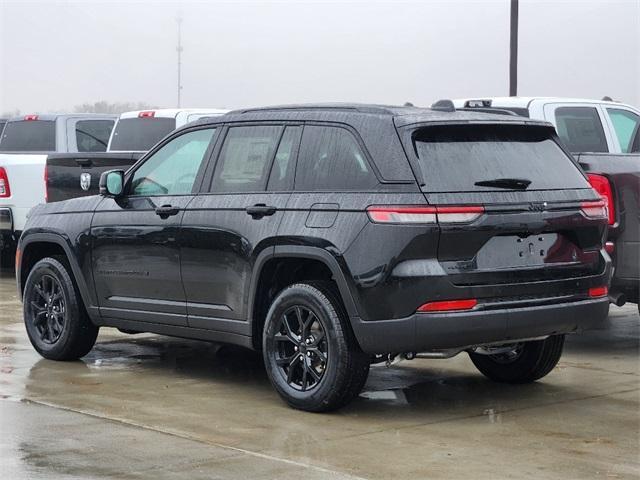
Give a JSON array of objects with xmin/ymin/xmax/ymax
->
[
  {"xmin": 587, "ymin": 174, "xmax": 615, "ymax": 225},
  {"xmin": 0, "ymin": 167, "xmax": 10, "ymax": 198},
  {"xmin": 44, "ymin": 165, "xmax": 48, "ymax": 202},
  {"xmin": 367, "ymin": 205, "xmax": 484, "ymax": 224},
  {"xmin": 580, "ymin": 199, "xmax": 608, "ymax": 220},
  {"xmin": 588, "ymin": 286, "xmax": 608, "ymax": 298},
  {"xmin": 418, "ymin": 299, "xmax": 478, "ymax": 313},
  {"xmin": 24, "ymin": 114, "xmax": 39, "ymax": 121},
  {"xmin": 138, "ymin": 111, "xmax": 156, "ymax": 118}
]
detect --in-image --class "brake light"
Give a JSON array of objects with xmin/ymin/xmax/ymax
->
[
  {"xmin": 24, "ymin": 114, "xmax": 39, "ymax": 121},
  {"xmin": 588, "ymin": 286, "xmax": 608, "ymax": 298},
  {"xmin": 418, "ymin": 299, "xmax": 478, "ymax": 313},
  {"xmin": 367, "ymin": 205, "xmax": 484, "ymax": 224},
  {"xmin": 138, "ymin": 111, "xmax": 156, "ymax": 118},
  {"xmin": 0, "ymin": 167, "xmax": 10, "ymax": 198},
  {"xmin": 587, "ymin": 174, "xmax": 615, "ymax": 225},
  {"xmin": 44, "ymin": 165, "xmax": 48, "ymax": 202}
]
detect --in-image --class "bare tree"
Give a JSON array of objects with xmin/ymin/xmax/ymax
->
[{"xmin": 74, "ymin": 101, "xmax": 159, "ymax": 114}]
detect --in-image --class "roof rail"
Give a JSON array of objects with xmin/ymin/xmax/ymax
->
[
  {"xmin": 230, "ymin": 104, "xmax": 396, "ymax": 115},
  {"xmin": 430, "ymin": 99, "xmax": 455, "ymax": 112}
]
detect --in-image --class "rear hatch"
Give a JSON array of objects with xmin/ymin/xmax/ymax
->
[{"xmin": 406, "ymin": 122, "xmax": 607, "ymax": 298}]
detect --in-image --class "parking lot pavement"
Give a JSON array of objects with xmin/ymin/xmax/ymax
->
[{"xmin": 0, "ymin": 269, "xmax": 638, "ymax": 480}]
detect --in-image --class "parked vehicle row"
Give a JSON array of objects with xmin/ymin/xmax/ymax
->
[
  {"xmin": 453, "ymin": 97, "xmax": 640, "ymax": 308},
  {"xmin": 0, "ymin": 113, "xmax": 117, "ymax": 261},
  {"xmin": 0, "ymin": 108, "xmax": 227, "ymax": 263},
  {"xmin": 45, "ymin": 108, "xmax": 227, "ymax": 203},
  {"xmin": 16, "ymin": 103, "xmax": 612, "ymax": 411}
]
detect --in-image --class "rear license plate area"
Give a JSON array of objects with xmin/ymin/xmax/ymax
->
[{"xmin": 476, "ymin": 233, "xmax": 581, "ymax": 270}]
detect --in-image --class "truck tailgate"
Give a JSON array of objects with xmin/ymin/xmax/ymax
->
[
  {"xmin": 0, "ymin": 153, "xmax": 48, "ymax": 232},
  {"xmin": 46, "ymin": 152, "xmax": 143, "ymax": 202}
]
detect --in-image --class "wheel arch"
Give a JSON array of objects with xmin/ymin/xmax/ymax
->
[
  {"xmin": 18, "ymin": 233, "xmax": 96, "ymax": 317},
  {"xmin": 248, "ymin": 245, "xmax": 359, "ymax": 350}
]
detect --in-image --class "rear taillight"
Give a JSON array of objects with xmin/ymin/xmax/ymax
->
[
  {"xmin": 588, "ymin": 286, "xmax": 608, "ymax": 298},
  {"xmin": 587, "ymin": 174, "xmax": 615, "ymax": 225},
  {"xmin": 24, "ymin": 114, "xmax": 39, "ymax": 121},
  {"xmin": 0, "ymin": 167, "xmax": 10, "ymax": 198},
  {"xmin": 367, "ymin": 205, "xmax": 484, "ymax": 224},
  {"xmin": 44, "ymin": 165, "xmax": 48, "ymax": 202},
  {"xmin": 580, "ymin": 200, "xmax": 608, "ymax": 221},
  {"xmin": 418, "ymin": 299, "xmax": 478, "ymax": 313},
  {"xmin": 138, "ymin": 111, "xmax": 156, "ymax": 118}
]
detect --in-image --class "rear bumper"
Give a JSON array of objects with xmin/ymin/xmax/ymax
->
[
  {"xmin": 0, "ymin": 208, "xmax": 13, "ymax": 234},
  {"xmin": 351, "ymin": 297, "xmax": 610, "ymax": 354}
]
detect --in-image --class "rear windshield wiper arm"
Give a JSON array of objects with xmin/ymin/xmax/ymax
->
[{"xmin": 474, "ymin": 178, "xmax": 532, "ymax": 190}]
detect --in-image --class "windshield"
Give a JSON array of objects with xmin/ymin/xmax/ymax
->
[
  {"xmin": 109, "ymin": 117, "xmax": 176, "ymax": 151},
  {"xmin": 0, "ymin": 120, "xmax": 56, "ymax": 152},
  {"xmin": 412, "ymin": 124, "xmax": 589, "ymax": 192}
]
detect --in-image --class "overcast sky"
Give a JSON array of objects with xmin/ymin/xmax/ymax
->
[{"xmin": 1, "ymin": 0, "xmax": 638, "ymax": 114}]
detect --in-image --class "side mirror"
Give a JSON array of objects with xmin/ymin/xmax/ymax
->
[{"xmin": 99, "ymin": 170, "xmax": 124, "ymax": 197}]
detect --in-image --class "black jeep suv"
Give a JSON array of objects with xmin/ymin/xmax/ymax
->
[{"xmin": 17, "ymin": 104, "xmax": 611, "ymax": 411}]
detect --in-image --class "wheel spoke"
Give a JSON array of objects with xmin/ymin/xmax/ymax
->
[
  {"xmin": 308, "ymin": 365, "xmax": 321, "ymax": 382},
  {"xmin": 281, "ymin": 314, "xmax": 298, "ymax": 342},
  {"xmin": 286, "ymin": 355, "xmax": 301, "ymax": 384},
  {"xmin": 309, "ymin": 347, "xmax": 327, "ymax": 363},
  {"xmin": 300, "ymin": 362, "xmax": 309, "ymax": 391},
  {"xmin": 34, "ymin": 284, "xmax": 46, "ymax": 300}
]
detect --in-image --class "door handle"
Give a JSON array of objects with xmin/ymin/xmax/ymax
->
[
  {"xmin": 246, "ymin": 204, "xmax": 276, "ymax": 219},
  {"xmin": 155, "ymin": 204, "xmax": 180, "ymax": 219}
]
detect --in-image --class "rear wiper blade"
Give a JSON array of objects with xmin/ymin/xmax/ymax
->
[{"xmin": 474, "ymin": 178, "xmax": 532, "ymax": 190}]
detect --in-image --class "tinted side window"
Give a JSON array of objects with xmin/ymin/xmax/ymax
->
[
  {"xmin": 295, "ymin": 126, "xmax": 377, "ymax": 191},
  {"xmin": 130, "ymin": 128, "xmax": 216, "ymax": 196},
  {"xmin": 211, "ymin": 125, "xmax": 281, "ymax": 193},
  {"xmin": 267, "ymin": 126, "xmax": 300, "ymax": 191},
  {"xmin": 607, "ymin": 108, "xmax": 640, "ymax": 153},
  {"xmin": 554, "ymin": 107, "xmax": 608, "ymax": 153},
  {"xmin": 75, "ymin": 120, "xmax": 114, "ymax": 152}
]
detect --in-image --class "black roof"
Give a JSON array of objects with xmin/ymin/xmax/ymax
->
[
  {"xmin": 188, "ymin": 103, "xmax": 553, "ymax": 183},
  {"xmin": 195, "ymin": 102, "xmax": 551, "ymax": 128}
]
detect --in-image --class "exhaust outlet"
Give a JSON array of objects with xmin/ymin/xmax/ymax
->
[{"xmin": 609, "ymin": 292, "xmax": 626, "ymax": 307}]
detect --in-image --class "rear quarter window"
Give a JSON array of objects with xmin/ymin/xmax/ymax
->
[
  {"xmin": 0, "ymin": 120, "xmax": 56, "ymax": 152},
  {"xmin": 412, "ymin": 124, "xmax": 590, "ymax": 192},
  {"xmin": 295, "ymin": 125, "xmax": 377, "ymax": 191}
]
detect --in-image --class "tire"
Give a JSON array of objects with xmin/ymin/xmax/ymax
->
[
  {"xmin": 263, "ymin": 281, "xmax": 370, "ymax": 412},
  {"xmin": 468, "ymin": 335, "xmax": 565, "ymax": 384},
  {"xmin": 23, "ymin": 257, "xmax": 98, "ymax": 361}
]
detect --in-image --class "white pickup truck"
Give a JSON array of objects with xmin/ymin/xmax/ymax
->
[{"xmin": 0, "ymin": 113, "xmax": 117, "ymax": 261}]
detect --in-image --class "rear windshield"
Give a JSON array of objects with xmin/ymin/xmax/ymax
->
[
  {"xmin": 0, "ymin": 120, "xmax": 56, "ymax": 152},
  {"xmin": 412, "ymin": 124, "xmax": 589, "ymax": 192},
  {"xmin": 109, "ymin": 117, "xmax": 176, "ymax": 151}
]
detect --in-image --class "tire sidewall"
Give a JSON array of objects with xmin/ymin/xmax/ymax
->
[
  {"xmin": 263, "ymin": 284, "xmax": 346, "ymax": 407},
  {"xmin": 23, "ymin": 258, "xmax": 81, "ymax": 358}
]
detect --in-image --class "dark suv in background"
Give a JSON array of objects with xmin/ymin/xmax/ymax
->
[{"xmin": 17, "ymin": 104, "xmax": 611, "ymax": 411}]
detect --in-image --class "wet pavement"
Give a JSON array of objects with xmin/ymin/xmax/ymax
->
[{"xmin": 0, "ymin": 268, "xmax": 638, "ymax": 479}]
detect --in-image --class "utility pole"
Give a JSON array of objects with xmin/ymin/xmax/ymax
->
[
  {"xmin": 176, "ymin": 15, "xmax": 183, "ymax": 108},
  {"xmin": 509, "ymin": 0, "xmax": 519, "ymax": 96}
]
